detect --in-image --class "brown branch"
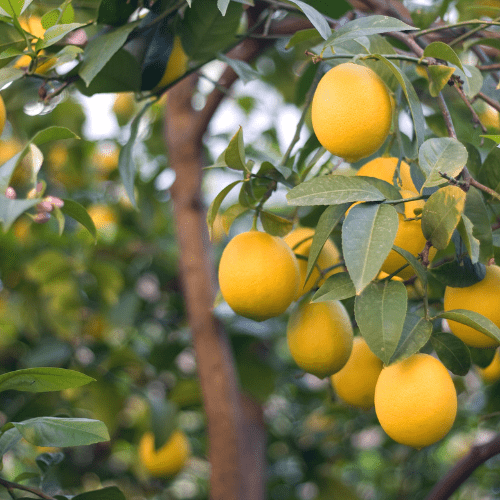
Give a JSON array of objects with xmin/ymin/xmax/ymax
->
[
  {"xmin": 477, "ymin": 91, "xmax": 500, "ymax": 114},
  {"xmin": 437, "ymin": 93, "xmax": 457, "ymax": 139},
  {"xmin": 0, "ymin": 477, "xmax": 57, "ymax": 500},
  {"xmin": 453, "ymin": 85, "xmax": 488, "ymax": 134},
  {"xmin": 478, "ymin": 63, "xmax": 500, "ymax": 71},
  {"xmin": 426, "ymin": 435, "xmax": 500, "ymax": 500}
]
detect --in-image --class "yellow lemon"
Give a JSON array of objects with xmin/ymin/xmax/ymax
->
[
  {"xmin": 154, "ymin": 36, "xmax": 188, "ymax": 90},
  {"xmin": 138, "ymin": 430, "xmax": 190, "ymax": 477},
  {"xmin": 477, "ymin": 349, "xmax": 500, "ymax": 383},
  {"xmin": 284, "ymin": 227, "xmax": 342, "ymax": 299},
  {"xmin": 19, "ymin": 16, "xmax": 45, "ymax": 39},
  {"xmin": 380, "ymin": 190, "xmax": 436, "ymax": 280},
  {"xmin": 113, "ymin": 93, "xmax": 136, "ymax": 121},
  {"xmin": 287, "ymin": 300, "xmax": 353, "ymax": 378},
  {"xmin": 375, "ymin": 353, "xmax": 457, "ymax": 448},
  {"xmin": 331, "ymin": 337, "xmax": 383, "ymax": 410},
  {"xmin": 356, "ymin": 157, "xmax": 416, "ymax": 192},
  {"xmin": 311, "ymin": 62, "xmax": 392, "ymax": 163},
  {"xmin": 474, "ymin": 101, "xmax": 500, "ymax": 131},
  {"xmin": 87, "ymin": 204, "xmax": 119, "ymax": 241},
  {"xmin": 92, "ymin": 142, "xmax": 120, "ymax": 178},
  {"xmin": 444, "ymin": 265, "xmax": 500, "ymax": 348},
  {"xmin": 218, "ymin": 230, "xmax": 300, "ymax": 321}
]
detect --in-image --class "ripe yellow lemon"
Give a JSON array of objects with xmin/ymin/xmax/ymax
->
[
  {"xmin": 138, "ymin": 430, "xmax": 190, "ymax": 477},
  {"xmin": 218, "ymin": 230, "xmax": 300, "ymax": 321},
  {"xmin": 477, "ymin": 349, "xmax": 500, "ymax": 383},
  {"xmin": 380, "ymin": 190, "xmax": 436, "ymax": 280},
  {"xmin": 356, "ymin": 157, "xmax": 416, "ymax": 192},
  {"xmin": 444, "ymin": 265, "xmax": 500, "ymax": 348},
  {"xmin": 375, "ymin": 353, "xmax": 457, "ymax": 448},
  {"xmin": 287, "ymin": 300, "xmax": 353, "ymax": 378},
  {"xmin": 0, "ymin": 95, "xmax": 6, "ymax": 137},
  {"xmin": 154, "ymin": 36, "xmax": 188, "ymax": 90},
  {"xmin": 284, "ymin": 227, "xmax": 342, "ymax": 300},
  {"xmin": 331, "ymin": 337, "xmax": 383, "ymax": 410},
  {"xmin": 311, "ymin": 62, "xmax": 392, "ymax": 163},
  {"xmin": 87, "ymin": 204, "xmax": 119, "ymax": 242}
]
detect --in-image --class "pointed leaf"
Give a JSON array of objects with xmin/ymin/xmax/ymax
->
[
  {"xmin": 457, "ymin": 214, "xmax": 480, "ymax": 263},
  {"xmin": 0, "ymin": 196, "xmax": 39, "ymax": 232},
  {"xmin": 421, "ymin": 185, "xmax": 466, "ymax": 250},
  {"xmin": 60, "ymin": 199, "xmax": 97, "ymax": 241},
  {"xmin": 0, "ymin": 66, "xmax": 24, "ymax": 87},
  {"xmin": 419, "ymin": 138, "xmax": 468, "ymax": 189},
  {"xmin": 343, "ymin": 203, "xmax": 399, "ymax": 294},
  {"xmin": 148, "ymin": 397, "xmax": 177, "ymax": 449},
  {"xmin": 478, "ymin": 146, "xmax": 500, "ymax": 195},
  {"xmin": 217, "ymin": 52, "xmax": 260, "ymax": 84},
  {"xmin": 304, "ymin": 203, "xmax": 349, "ymax": 286},
  {"xmin": 354, "ymin": 280, "xmax": 407, "ymax": 364},
  {"xmin": 464, "ymin": 187, "xmax": 493, "ymax": 264},
  {"xmin": 391, "ymin": 245, "xmax": 427, "ymax": 288},
  {"xmin": 427, "ymin": 65, "xmax": 456, "ymax": 97},
  {"xmin": 0, "ymin": 427, "xmax": 22, "ymax": 457},
  {"xmin": 0, "ymin": 368, "xmax": 95, "ymax": 393},
  {"xmin": 312, "ymin": 272, "xmax": 355, "ymax": 302},
  {"xmin": 206, "ymin": 180, "xmax": 242, "ymax": 239},
  {"xmin": 286, "ymin": 28, "xmax": 322, "ymax": 50},
  {"xmin": 73, "ymin": 487, "xmax": 126, "ymax": 500},
  {"xmin": 430, "ymin": 258, "xmax": 485, "ymax": 287},
  {"xmin": 286, "ymin": 175, "xmax": 385, "ymax": 206},
  {"xmin": 31, "ymin": 126, "xmax": 80, "ymax": 146},
  {"xmin": 423, "ymin": 42, "xmax": 464, "ymax": 73},
  {"xmin": 260, "ymin": 211, "xmax": 293, "ymax": 237},
  {"xmin": 431, "ymin": 331, "xmax": 471, "ymax": 376},
  {"xmin": 224, "ymin": 127, "xmax": 247, "ymax": 171},
  {"xmin": 389, "ymin": 313, "xmax": 432, "ymax": 364},
  {"xmin": 221, "ymin": 203, "xmax": 248, "ymax": 234},
  {"xmin": 36, "ymin": 23, "xmax": 85, "ymax": 50},
  {"xmin": 469, "ymin": 346, "xmax": 496, "ymax": 369},
  {"xmin": 13, "ymin": 417, "xmax": 109, "ymax": 447},
  {"xmin": 286, "ymin": 0, "xmax": 331, "ymax": 40},
  {"xmin": 437, "ymin": 309, "xmax": 500, "ymax": 344}
]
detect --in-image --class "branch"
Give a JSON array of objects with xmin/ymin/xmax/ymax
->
[
  {"xmin": 426, "ymin": 435, "xmax": 500, "ymax": 500},
  {"xmin": 477, "ymin": 91, "xmax": 500, "ymax": 114},
  {"xmin": 0, "ymin": 477, "xmax": 57, "ymax": 500},
  {"xmin": 453, "ymin": 85, "xmax": 488, "ymax": 134},
  {"xmin": 437, "ymin": 93, "xmax": 457, "ymax": 139}
]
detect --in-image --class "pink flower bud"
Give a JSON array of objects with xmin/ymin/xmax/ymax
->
[{"xmin": 5, "ymin": 187, "xmax": 16, "ymax": 199}]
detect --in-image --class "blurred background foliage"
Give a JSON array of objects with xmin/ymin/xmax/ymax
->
[{"xmin": 1, "ymin": 0, "xmax": 500, "ymax": 499}]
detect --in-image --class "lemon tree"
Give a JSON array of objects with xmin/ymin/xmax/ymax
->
[{"xmin": 4, "ymin": 1, "xmax": 500, "ymax": 500}]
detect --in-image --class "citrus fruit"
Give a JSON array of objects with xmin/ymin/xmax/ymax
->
[
  {"xmin": 87, "ymin": 204, "xmax": 119, "ymax": 242},
  {"xmin": 380, "ymin": 190, "xmax": 436, "ymax": 280},
  {"xmin": 375, "ymin": 353, "xmax": 457, "ymax": 448},
  {"xmin": 154, "ymin": 36, "xmax": 188, "ymax": 90},
  {"xmin": 287, "ymin": 300, "xmax": 353, "ymax": 378},
  {"xmin": 0, "ymin": 95, "xmax": 6, "ymax": 137},
  {"xmin": 444, "ymin": 264, "xmax": 500, "ymax": 348},
  {"xmin": 356, "ymin": 157, "xmax": 416, "ymax": 192},
  {"xmin": 218, "ymin": 230, "xmax": 300, "ymax": 321},
  {"xmin": 477, "ymin": 349, "xmax": 500, "ymax": 383},
  {"xmin": 331, "ymin": 337, "xmax": 383, "ymax": 410},
  {"xmin": 474, "ymin": 101, "xmax": 500, "ymax": 131},
  {"xmin": 284, "ymin": 227, "xmax": 342, "ymax": 299},
  {"xmin": 311, "ymin": 62, "xmax": 392, "ymax": 163},
  {"xmin": 138, "ymin": 430, "xmax": 190, "ymax": 477}
]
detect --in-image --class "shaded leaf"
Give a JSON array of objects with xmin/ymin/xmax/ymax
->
[
  {"xmin": 470, "ymin": 346, "xmax": 496, "ymax": 369},
  {"xmin": 430, "ymin": 258, "xmax": 486, "ymax": 287},
  {"xmin": 61, "ymin": 199, "xmax": 97, "ymax": 241},
  {"xmin": 148, "ymin": 397, "xmax": 177, "ymax": 449},
  {"xmin": 437, "ymin": 309, "xmax": 500, "ymax": 344},
  {"xmin": 73, "ymin": 487, "xmax": 126, "ymax": 500},
  {"xmin": 464, "ymin": 187, "xmax": 492, "ymax": 264},
  {"xmin": 286, "ymin": 0, "xmax": 332, "ymax": 40},
  {"xmin": 36, "ymin": 23, "xmax": 85, "ymax": 50},
  {"xmin": 217, "ymin": 52, "xmax": 260, "ymax": 83},
  {"xmin": 354, "ymin": 280, "xmax": 407, "ymax": 364},
  {"xmin": 206, "ymin": 180, "xmax": 242, "ymax": 239},
  {"xmin": 225, "ymin": 127, "xmax": 247, "ymax": 171},
  {"xmin": 478, "ymin": 145, "xmax": 500, "ymax": 195},
  {"xmin": 286, "ymin": 28, "xmax": 322, "ymax": 50},
  {"xmin": 312, "ymin": 272, "xmax": 355, "ymax": 302},
  {"xmin": 389, "ymin": 313, "xmax": 433, "ymax": 364},
  {"xmin": 424, "ymin": 42, "xmax": 464, "ymax": 73},
  {"xmin": 391, "ymin": 245, "xmax": 427, "ymax": 289},
  {"xmin": 427, "ymin": 64, "xmax": 455, "ymax": 97},
  {"xmin": 0, "ymin": 195, "xmax": 38, "ymax": 232},
  {"xmin": 259, "ymin": 211, "xmax": 293, "ymax": 237},
  {"xmin": 431, "ymin": 331, "xmax": 471, "ymax": 376},
  {"xmin": 0, "ymin": 427, "xmax": 22, "ymax": 457}
]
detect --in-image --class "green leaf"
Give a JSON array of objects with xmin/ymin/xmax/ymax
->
[
  {"xmin": 457, "ymin": 214, "xmax": 479, "ymax": 263},
  {"xmin": 354, "ymin": 280, "xmax": 407, "ymax": 364},
  {"xmin": 119, "ymin": 101, "xmax": 153, "ymax": 208},
  {"xmin": 421, "ymin": 185, "xmax": 466, "ymax": 250},
  {"xmin": 73, "ymin": 487, "xmax": 126, "ymax": 500},
  {"xmin": 357, "ymin": 176, "xmax": 403, "ymax": 206},
  {"xmin": 0, "ymin": 151, "xmax": 24, "ymax": 193},
  {"xmin": 259, "ymin": 211, "xmax": 293, "ymax": 237},
  {"xmin": 427, "ymin": 64, "xmax": 456, "ymax": 97},
  {"xmin": 285, "ymin": 28, "xmax": 322, "ymax": 50},
  {"xmin": 180, "ymin": 0, "xmax": 242, "ymax": 60},
  {"xmin": 0, "ymin": 0, "xmax": 29, "ymax": 16},
  {"xmin": 13, "ymin": 417, "xmax": 109, "ymax": 447},
  {"xmin": 437, "ymin": 309, "xmax": 500, "ymax": 344},
  {"xmin": 481, "ymin": 135, "xmax": 500, "ymax": 144},
  {"xmin": 0, "ymin": 427, "xmax": 22, "ymax": 456},
  {"xmin": 431, "ymin": 331, "xmax": 471, "ymax": 376},
  {"xmin": 304, "ymin": 203, "xmax": 349, "ymax": 286},
  {"xmin": 60, "ymin": 199, "xmax": 97, "ymax": 241},
  {"xmin": 455, "ymin": 64, "xmax": 483, "ymax": 99},
  {"xmin": 478, "ymin": 145, "xmax": 500, "ymax": 194},
  {"xmin": 79, "ymin": 22, "xmax": 138, "ymax": 87},
  {"xmin": 286, "ymin": 175, "xmax": 385, "ymax": 206},
  {"xmin": 97, "ymin": 0, "xmax": 139, "ymax": 26},
  {"xmin": 218, "ymin": 0, "xmax": 231, "ymax": 15},
  {"xmin": 423, "ymin": 42, "xmax": 464, "ymax": 73},
  {"xmin": 406, "ymin": 0, "xmax": 450, "ymax": 29},
  {"xmin": 389, "ymin": 313, "xmax": 433, "ymax": 364},
  {"xmin": 31, "ymin": 126, "xmax": 80, "ymax": 146},
  {"xmin": 369, "ymin": 55, "xmax": 425, "ymax": 157},
  {"xmin": 286, "ymin": 0, "xmax": 332, "ymax": 40},
  {"xmin": 312, "ymin": 272, "xmax": 355, "ymax": 302},
  {"xmin": 221, "ymin": 203, "xmax": 248, "ymax": 234},
  {"xmin": 41, "ymin": 9, "xmax": 61, "ymax": 29},
  {"xmin": 0, "ymin": 66, "xmax": 24, "ymax": 87},
  {"xmin": 36, "ymin": 23, "xmax": 85, "ymax": 50},
  {"xmin": 418, "ymin": 138, "xmax": 468, "ymax": 189},
  {"xmin": 0, "ymin": 195, "xmax": 38, "ymax": 232},
  {"xmin": 430, "ymin": 258, "xmax": 485, "ymax": 287},
  {"xmin": 217, "ymin": 52, "xmax": 260, "ymax": 84},
  {"xmin": 469, "ymin": 346, "xmax": 496, "ymax": 369},
  {"xmin": 0, "ymin": 368, "xmax": 95, "ymax": 393},
  {"xmin": 206, "ymin": 180, "xmax": 242, "ymax": 239},
  {"xmin": 343, "ymin": 203, "xmax": 399, "ymax": 295},
  {"xmin": 391, "ymin": 245, "xmax": 428, "ymax": 289},
  {"xmin": 224, "ymin": 127, "xmax": 247, "ymax": 171},
  {"xmin": 323, "ymin": 15, "xmax": 416, "ymax": 50},
  {"xmin": 148, "ymin": 397, "xmax": 177, "ymax": 450}
]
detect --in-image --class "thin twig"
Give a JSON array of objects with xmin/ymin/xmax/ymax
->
[
  {"xmin": 477, "ymin": 91, "xmax": 500, "ymax": 113},
  {"xmin": 453, "ymin": 85, "xmax": 488, "ymax": 134},
  {"xmin": 0, "ymin": 478, "xmax": 57, "ymax": 500},
  {"xmin": 415, "ymin": 19, "xmax": 500, "ymax": 38},
  {"xmin": 437, "ymin": 93, "xmax": 457, "ymax": 139},
  {"xmin": 477, "ymin": 63, "xmax": 500, "ymax": 71}
]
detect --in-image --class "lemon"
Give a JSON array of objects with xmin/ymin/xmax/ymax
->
[
  {"xmin": 154, "ymin": 36, "xmax": 188, "ymax": 90},
  {"xmin": 87, "ymin": 204, "xmax": 119, "ymax": 242},
  {"xmin": 287, "ymin": 300, "xmax": 353, "ymax": 378},
  {"xmin": 113, "ymin": 93, "xmax": 136, "ymax": 122},
  {"xmin": 138, "ymin": 430, "xmax": 190, "ymax": 477},
  {"xmin": 331, "ymin": 337, "xmax": 383, "ymax": 410},
  {"xmin": 0, "ymin": 95, "xmax": 6, "ymax": 137},
  {"xmin": 375, "ymin": 353, "xmax": 457, "ymax": 448},
  {"xmin": 477, "ymin": 349, "xmax": 500, "ymax": 383},
  {"xmin": 311, "ymin": 62, "xmax": 392, "ymax": 163},
  {"xmin": 356, "ymin": 157, "xmax": 416, "ymax": 192},
  {"xmin": 284, "ymin": 227, "xmax": 342, "ymax": 300},
  {"xmin": 474, "ymin": 101, "xmax": 500, "ymax": 131},
  {"xmin": 218, "ymin": 230, "xmax": 300, "ymax": 321},
  {"xmin": 380, "ymin": 190, "xmax": 436, "ymax": 280},
  {"xmin": 19, "ymin": 16, "xmax": 45, "ymax": 39},
  {"xmin": 444, "ymin": 265, "xmax": 500, "ymax": 348}
]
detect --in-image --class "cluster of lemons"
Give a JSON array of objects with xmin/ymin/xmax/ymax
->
[{"xmin": 217, "ymin": 62, "xmax": 500, "ymax": 450}]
